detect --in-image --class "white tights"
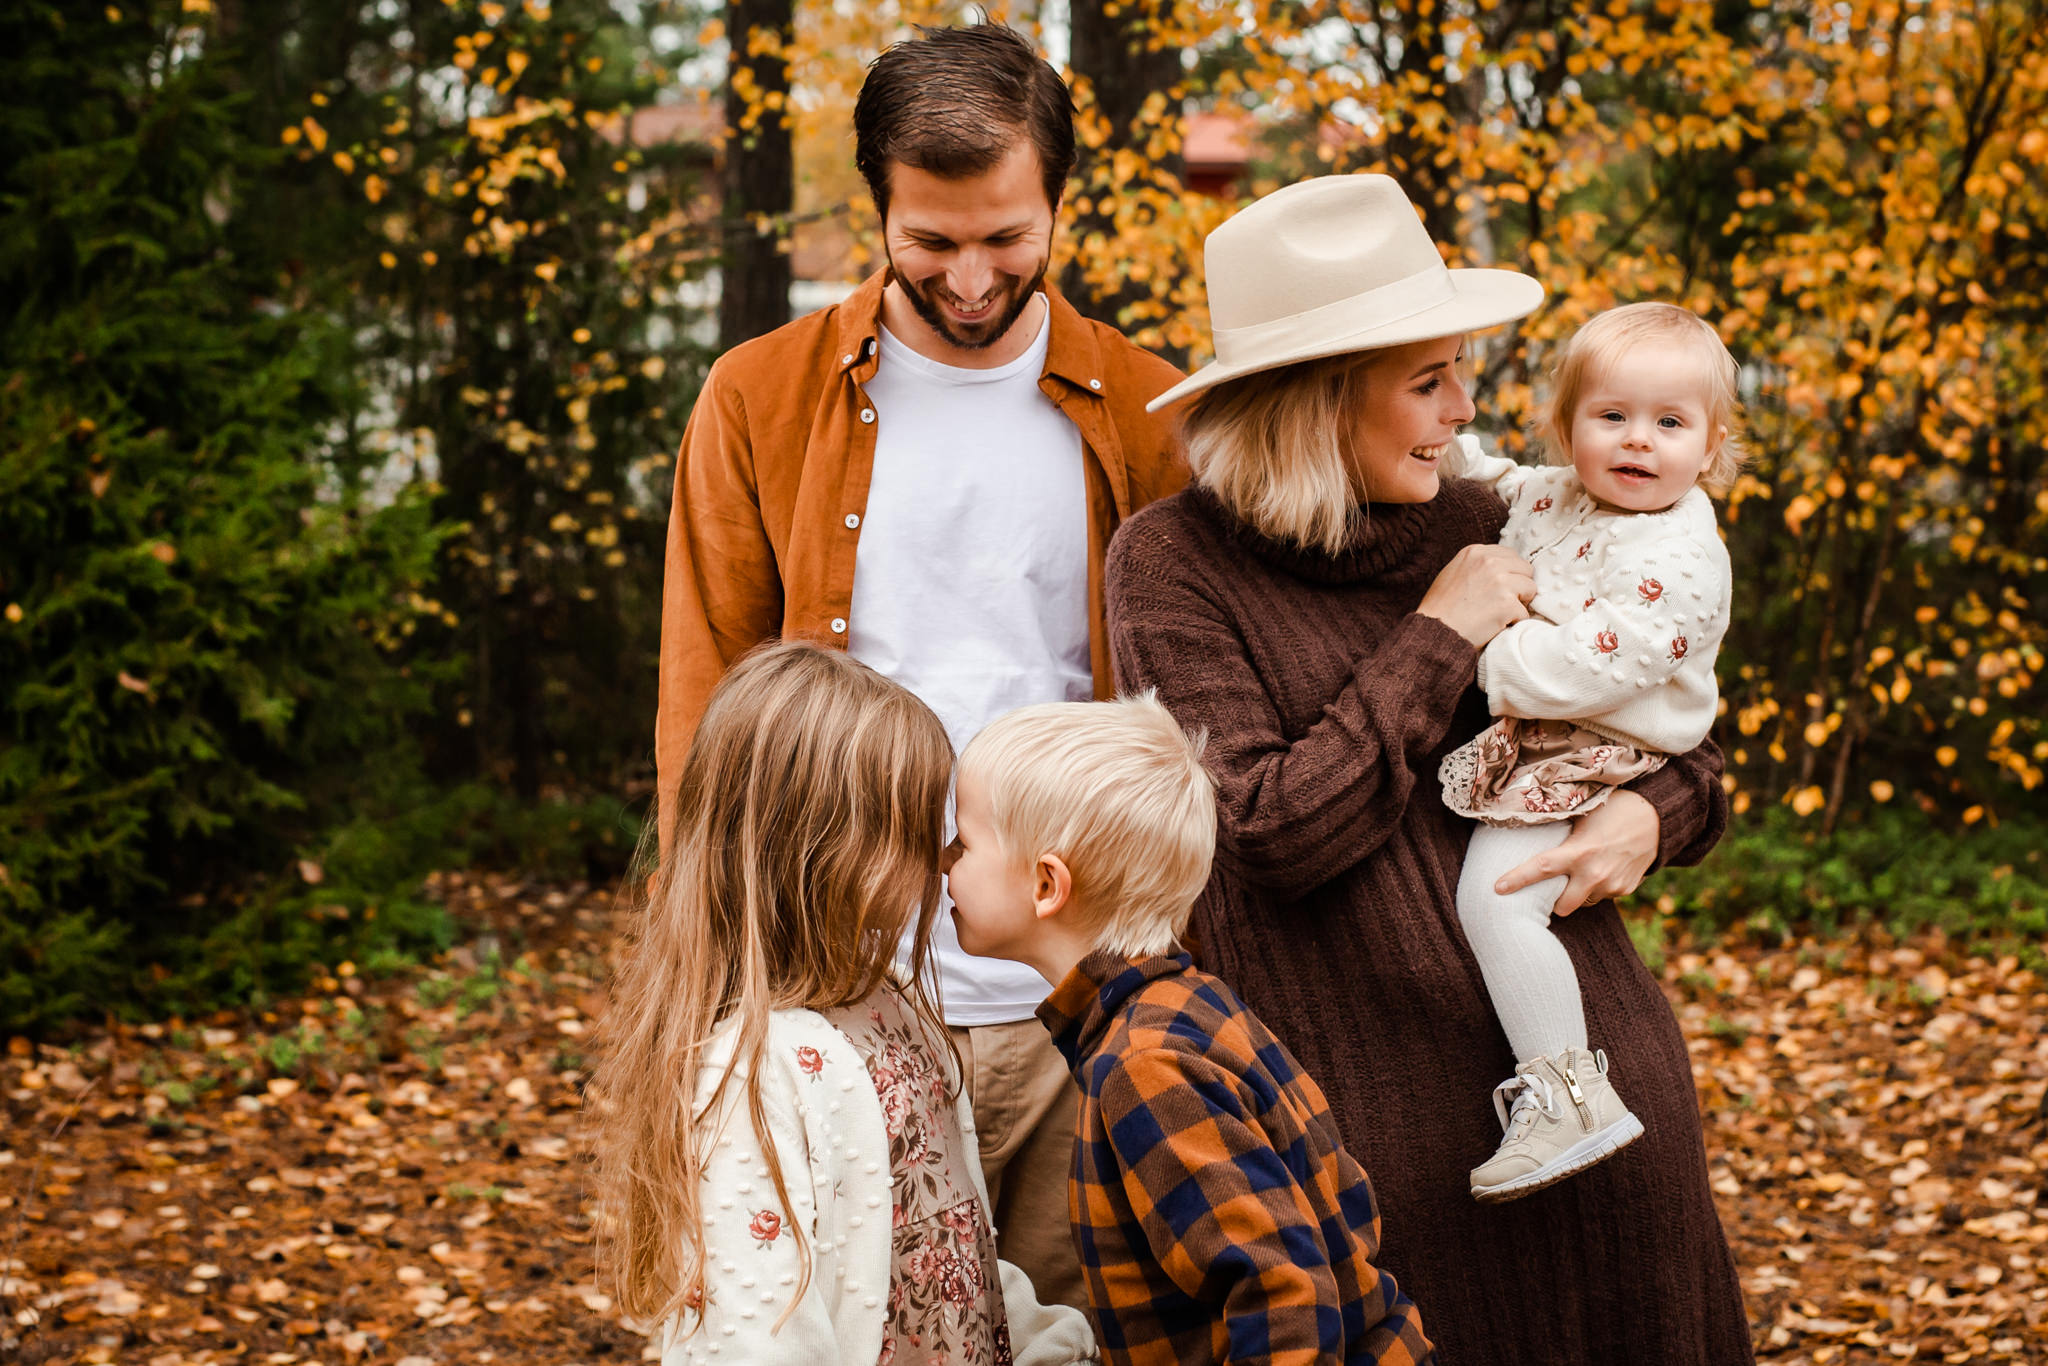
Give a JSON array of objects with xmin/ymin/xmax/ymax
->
[{"xmin": 1456, "ymin": 820, "xmax": 1587, "ymax": 1064}]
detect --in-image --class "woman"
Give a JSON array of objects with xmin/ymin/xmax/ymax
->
[{"xmin": 1106, "ymin": 175, "xmax": 1752, "ymax": 1364}]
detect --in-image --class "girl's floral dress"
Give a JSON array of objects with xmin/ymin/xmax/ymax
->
[{"xmin": 820, "ymin": 990, "xmax": 1014, "ymax": 1366}]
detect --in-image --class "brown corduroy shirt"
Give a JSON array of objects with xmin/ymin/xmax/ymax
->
[{"xmin": 655, "ymin": 271, "xmax": 1188, "ymax": 845}]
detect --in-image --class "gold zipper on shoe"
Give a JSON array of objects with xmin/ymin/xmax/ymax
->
[{"xmin": 1561, "ymin": 1065, "xmax": 1593, "ymax": 1128}]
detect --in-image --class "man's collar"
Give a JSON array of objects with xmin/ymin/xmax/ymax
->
[{"xmin": 832, "ymin": 268, "xmax": 1106, "ymax": 394}]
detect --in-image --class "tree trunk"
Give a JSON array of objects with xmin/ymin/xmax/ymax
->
[
  {"xmin": 718, "ymin": 0, "xmax": 794, "ymax": 351},
  {"xmin": 1061, "ymin": 0, "xmax": 1184, "ymax": 355}
]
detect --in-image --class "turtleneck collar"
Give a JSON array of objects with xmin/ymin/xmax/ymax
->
[{"xmin": 1183, "ymin": 481, "xmax": 1444, "ymax": 585}]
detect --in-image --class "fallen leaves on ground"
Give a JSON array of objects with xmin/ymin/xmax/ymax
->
[{"xmin": 2, "ymin": 875, "xmax": 2043, "ymax": 1364}]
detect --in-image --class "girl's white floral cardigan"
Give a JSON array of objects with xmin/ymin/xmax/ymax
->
[{"xmin": 658, "ymin": 1003, "xmax": 1099, "ymax": 1366}]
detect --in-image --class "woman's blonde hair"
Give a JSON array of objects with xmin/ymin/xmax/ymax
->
[
  {"xmin": 1539, "ymin": 302, "xmax": 1748, "ymax": 495},
  {"xmin": 958, "ymin": 692, "xmax": 1216, "ymax": 958},
  {"xmin": 592, "ymin": 641, "xmax": 955, "ymax": 1334},
  {"xmin": 1179, "ymin": 348, "xmax": 1469, "ymax": 555}
]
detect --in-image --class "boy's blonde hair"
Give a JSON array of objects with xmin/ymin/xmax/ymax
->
[
  {"xmin": 1178, "ymin": 346, "xmax": 1471, "ymax": 556},
  {"xmin": 1540, "ymin": 302, "xmax": 1748, "ymax": 495},
  {"xmin": 593, "ymin": 642, "xmax": 954, "ymax": 1335},
  {"xmin": 959, "ymin": 692, "xmax": 1216, "ymax": 958}
]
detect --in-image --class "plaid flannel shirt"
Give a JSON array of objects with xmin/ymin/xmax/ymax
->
[{"xmin": 1038, "ymin": 951, "xmax": 1433, "ymax": 1366}]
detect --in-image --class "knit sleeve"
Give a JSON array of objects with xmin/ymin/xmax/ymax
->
[
  {"xmin": 665, "ymin": 1020, "xmax": 885, "ymax": 1366},
  {"xmin": 667, "ymin": 1049, "xmax": 841, "ymax": 1364},
  {"xmin": 1477, "ymin": 530, "xmax": 1729, "ymax": 748},
  {"xmin": 1107, "ymin": 514, "xmax": 1479, "ymax": 898},
  {"xmin": 1632, "ymin": 735, "xmax": 1729, "ymax": 870},
  {"xmin": 1453, "ymin": 433, "xmax": 1533, "ymax": 501},
  {"xmin": 1095, "ymin": 1049, "xmax": 1432, "ymax": 1366}
]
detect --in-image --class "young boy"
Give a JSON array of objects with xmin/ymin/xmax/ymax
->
[{"xmin": 943, "ymin": 694, "xmax": 1434, "ymax": 1366}]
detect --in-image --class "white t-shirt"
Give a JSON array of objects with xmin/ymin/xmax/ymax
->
[{"xmin": 849, "ymin": 304, "xmax": 1091, "ymax": 1025}]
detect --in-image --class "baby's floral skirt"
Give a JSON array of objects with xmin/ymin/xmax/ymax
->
[{"xmin": 1440, "ymin": 717, "xmax": 1665, "ymax": 826}]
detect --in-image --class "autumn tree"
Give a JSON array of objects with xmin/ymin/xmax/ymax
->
[
  {"xmin": 275, "ymin": 0, "xmax": 715, "ymax": 797},
  {"xmin": 719, "ymin": 0, "xmax": 796, "ymax": 346},
  {"xmin": 1060, "ymin": 0, "xmax": 1188, "ymax": 355}
]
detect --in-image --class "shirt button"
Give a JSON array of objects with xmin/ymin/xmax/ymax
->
[
  {"xmin": 844, "ymin": 513, "xmax": 860, "ymax": 529},
  {"xmin": 1088, "ymin": 378, "xmax": 1102, "ymax": 390},
  {"xmin": 859, "ymin": 407, "xmax": 875, "ymax": 424},
  {"xmin": 830, "ymin": 617, "xmax": 847, "ymax": 634},
  {"xmin": 842, "ymin": 353, "xmax": 854, "ymax": 364}
]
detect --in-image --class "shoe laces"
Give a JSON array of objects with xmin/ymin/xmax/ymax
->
[{"xmin": 1491, "ymin": 1069, "xmax": 1560, "ymax": 1136}]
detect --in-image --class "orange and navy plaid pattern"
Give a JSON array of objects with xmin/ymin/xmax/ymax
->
[{"xmin": 1037, "ymin": 951, "xmax": 1433, "ymax": 1366}]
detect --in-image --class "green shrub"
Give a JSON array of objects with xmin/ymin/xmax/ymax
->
[
  {"xmin": 1629, "ymin": 806, "xmax": 2048, "ymax": 947},
  {"xmin": 0, "ymin": 5, "xmax": 449, "ymax": 1033}
]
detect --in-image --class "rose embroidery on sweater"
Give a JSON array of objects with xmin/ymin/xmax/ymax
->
[
  {"xmin": 1532, "ymin": 496, "xmax": 1553, "ymax": 513},
  {"xmin": 1637, "ymin": 578, "xmax": 1664, "ymax": 603},
  {"xmin": 795, "ymin": 1045, "xmax": 824, "ymax": 1078},
  {"xmin": 1576, "ymin": 540, "xmax": 1592, "ymax": 559},
  {"xmin": 1670, "ymin": 636, "xmax": 1690, "ymax": 662},
  {"xmin": 1583, "ymin": 597, "xmax": 1595, "ymax": 610},
  {"xmin": 1595, "ymin": 629, "xmax": 1620, "ymax": 654},
  {"xmin": 748, "ymin": 1209, "xmax": 783, "ymax": 1243}
]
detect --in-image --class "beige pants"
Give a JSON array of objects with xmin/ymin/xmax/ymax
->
[{"xmin": 950, "ymin": 1018, "xmax": 1088, "ymax": 1314}]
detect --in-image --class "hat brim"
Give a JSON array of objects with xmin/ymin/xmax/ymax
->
[{"xmin": 1145, "ymin": 268, "xmax": 1545, "ymax": 414}]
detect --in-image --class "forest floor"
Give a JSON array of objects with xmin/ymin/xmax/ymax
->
[{"xmin": 3, "ymin": 873, "xmax": 2045, "ymax": 1365}]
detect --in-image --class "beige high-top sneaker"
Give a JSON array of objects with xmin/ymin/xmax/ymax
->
[{"xmin": 1469, "ymin": 1047, "xmax": 1643, "ymax": 1203}]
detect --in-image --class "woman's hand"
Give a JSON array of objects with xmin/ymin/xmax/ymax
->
[
  {"xmin": 1416, "ymin": 544, "xmax": 1536, "ymax": 647},
  {"xmin": 1496, "ymin": 789, "xmax": 1661, "ymax": 916}
]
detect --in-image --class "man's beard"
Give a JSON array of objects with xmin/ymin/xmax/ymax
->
[{"xmin": 887, "ymin": 253, "xmax": 1049, "ymax": 351}]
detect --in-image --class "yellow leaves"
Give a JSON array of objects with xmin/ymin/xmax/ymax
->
[
  {"xmin": 1784, "ymin": 493, "xmax": 1819, "ymax": 533},
  {"xmin": 1936, "ymin": 746, "xmax": 1958, "ymax": 767},
  {"xmin": 364, "ymin": 173, "xmax": 386, "ymax": 204},
  {"xmin": 378, "ymin": 251, "xmax": 397, "ymax": 269},
  {"xmin": 4, "ymin": 603, "xmax": 20, "ymax": 624},
  {"xmin": 1868, "ymin": 780, "xmax": 1894, "ymax": 802},
  {"xmin": 1790, "ymin": 786, "xmax": 1825, "ymax": 816},
  {"xmin": 301, "ymin": 117, "xmax": 327, "ymax": 152},
  {"xmin": 533, "ymin": 261, "xmax": 558, "ymax": 282},
  {"xmin": 332, "ymin": 150, "xmax": 355, "ymax": 175}
]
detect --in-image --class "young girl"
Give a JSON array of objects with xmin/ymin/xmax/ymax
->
[
  {"xmin": 1440, "ymin": 302, "xmax": 1743, "ymax": 1203},
  {"xmin": 594, "ymin": 642, "xmax": 1097, "ymax": 1366}
]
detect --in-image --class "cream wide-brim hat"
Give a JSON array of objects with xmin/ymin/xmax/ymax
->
[{"xmin": 1146, "ymin": 174, "xmax": 1546, "ymax": 413}]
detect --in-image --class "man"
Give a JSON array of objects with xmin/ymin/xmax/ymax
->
[{"xmin": 655, "ymin": 22, "xmax": 1187, "ymax": 1312}]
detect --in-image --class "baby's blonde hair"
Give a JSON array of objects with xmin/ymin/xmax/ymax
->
[
  {"xmin": 959, "ymin": 692, "xmax": 1216, "ymax": 958},
  {"xmin": 593, "ymin": 642, "xmax": 954, "ymax": 1335},
  {"xmin": 1540, "ymin": 302, "xmax": 1748, "ymax": 495}
]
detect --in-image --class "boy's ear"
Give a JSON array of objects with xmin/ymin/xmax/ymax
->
[{"xmin": 1033, "ymin": 854, "xmax": 1073, "ymax": 921}]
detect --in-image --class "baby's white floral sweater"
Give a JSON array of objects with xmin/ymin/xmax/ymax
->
[{"xmin": 1458, "ymin": 435, "xmax": 1731, "ymax": 754}]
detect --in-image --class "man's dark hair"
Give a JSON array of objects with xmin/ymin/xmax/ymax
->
[{"xmin": 853, "ymin": 23, "xmax": 1076, "ymax": 224}]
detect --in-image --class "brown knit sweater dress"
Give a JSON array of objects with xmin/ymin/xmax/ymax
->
[{"xmin": 1105, "ymin": 480, "xmax": 1753, "ymax": 1366}]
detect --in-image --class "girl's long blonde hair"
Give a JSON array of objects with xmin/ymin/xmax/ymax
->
[{"xmin": 593, "ymin": 641, "xmax": 955, "ymax": 1332}]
